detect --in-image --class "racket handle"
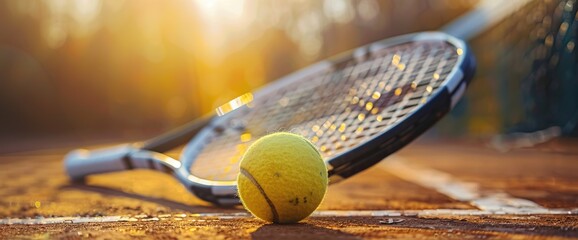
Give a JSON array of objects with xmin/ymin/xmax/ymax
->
[{"xmin": 65, "ymin": 144, "xmax": 136, "ymax": 180}]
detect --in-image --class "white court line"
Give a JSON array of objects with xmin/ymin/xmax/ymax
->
[
  {"xmin": 2, "ymin": 208, "xmax": 577, "ymax": 225},
  {"xmin": 380, "ymin": 156, "xmax": 571, "ymax": 214}
]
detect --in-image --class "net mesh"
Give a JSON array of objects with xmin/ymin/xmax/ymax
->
[
  {"xmin": 454, "ymin": 0, "xmax": 578, "ymax": 136},
  {"xmin": 190, "ymin": 40, "xmax": 461, "ymax": 181}
]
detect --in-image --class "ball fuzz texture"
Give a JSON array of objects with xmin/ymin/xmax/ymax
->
[{"xmin": 237, "ymin": 132, "xmax": 328, "ymax": 224}]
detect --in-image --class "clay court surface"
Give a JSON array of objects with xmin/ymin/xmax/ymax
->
[{"xmin": 1, "ymin": 137, "xmax": 577, "ymax": 239}]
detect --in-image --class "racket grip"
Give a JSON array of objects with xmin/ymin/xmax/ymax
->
[{"xmin": 64, "ymin": 144, "xmax": 136, "ymax": 180}]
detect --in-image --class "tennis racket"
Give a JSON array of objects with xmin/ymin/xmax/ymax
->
[{"xmin": 65, "ymin": 32, "xmax": 476, "ymax": 205}]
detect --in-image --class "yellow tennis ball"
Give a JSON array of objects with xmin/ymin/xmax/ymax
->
[{"xmin": 237, "ymin": 132, "xmax": 328, "ymax": 224}]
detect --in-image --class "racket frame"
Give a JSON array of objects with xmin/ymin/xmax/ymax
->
[{"xmin": 65, "ymin": 31, "xmax": 475, "ymax": 206}]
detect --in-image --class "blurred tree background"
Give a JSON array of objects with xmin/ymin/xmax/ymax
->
[{"xmin": 0, "ymin": 0, "xmax": 477, "ymax": 141}]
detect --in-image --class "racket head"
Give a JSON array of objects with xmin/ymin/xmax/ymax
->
[{"xmin": 179, "ymin": 32, "xmax": 475, "ymax": 205}]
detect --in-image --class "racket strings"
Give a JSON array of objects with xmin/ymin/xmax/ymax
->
[{"xmin": 191, "ymin": 41, "xmax": 460, "ymax": 181}]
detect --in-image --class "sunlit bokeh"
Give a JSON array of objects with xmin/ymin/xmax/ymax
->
[{"xmin": 0, "ymin": 0, "xmax": 477, "ymax": 138}]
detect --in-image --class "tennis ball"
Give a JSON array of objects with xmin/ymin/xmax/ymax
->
[{"xmin": 237, "ymin": 132, "xmax": 328, "ymax": 224}]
